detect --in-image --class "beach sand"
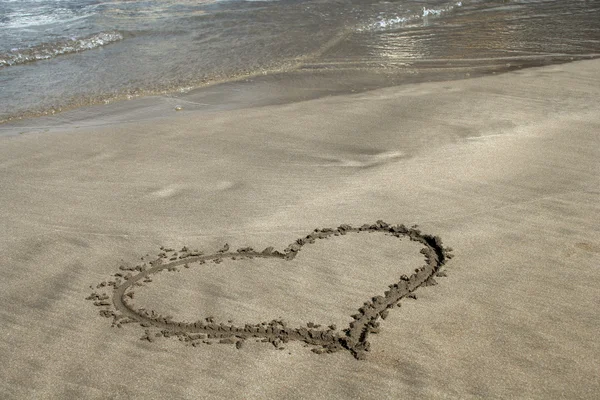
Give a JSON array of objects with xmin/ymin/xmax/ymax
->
[{"xmin": 0, "ymin": 59, "xmax": 599, "ymax": 399}]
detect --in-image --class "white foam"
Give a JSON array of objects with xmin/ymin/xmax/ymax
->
[
  {"xmin": 423, "ymin": 1, "xmax": 463, "ymax": 18},
  {"xmin": 0, "ymin": 31, "xmax": 124, "ymax": 67},
  {"xmin": 359, "ymin": 1, "xmax": 463, "ymax": 32}
]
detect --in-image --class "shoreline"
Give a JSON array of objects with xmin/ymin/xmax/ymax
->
[{"xmin": 2, "ymin": 53, "xmax": 598, "ymax": 133}]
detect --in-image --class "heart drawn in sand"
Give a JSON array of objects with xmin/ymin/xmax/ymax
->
[{"xmin": 87, "ymin": 221, "xmax": 453, "ymax": 360}]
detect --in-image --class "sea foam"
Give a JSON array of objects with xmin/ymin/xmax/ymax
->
[{"xmin": 0, "ymin": 31, "xmax": 124, "ymax": 67}]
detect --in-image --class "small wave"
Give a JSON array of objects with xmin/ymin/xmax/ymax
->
[
  {"xmin": 0, "ymin": 31, "xmax": 124, "ymax": 67},
  {"xmin": 1, "ymin": 9, "xmax": 90, "ymax": 29},
  {"xmin": 372, "ymin": 15, "xmax": 410, "ymax": 30},
  {"xmin": 423, "ymin": 1, "xmax": 462, "ymax": 17},
  {"xmin": 359, "ymin": 1, "xmax": 463, "ymax": 32}
]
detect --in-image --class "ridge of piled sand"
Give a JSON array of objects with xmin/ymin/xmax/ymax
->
[{"xmin": 86, "ymin": 222, "xmax": 452, "ymax": 360}]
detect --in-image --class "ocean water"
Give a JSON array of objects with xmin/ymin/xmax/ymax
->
[{"xmin": 1, "ymin": 0, "xmax": 599, "ymax": 123}]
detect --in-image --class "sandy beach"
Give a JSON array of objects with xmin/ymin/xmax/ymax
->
[{"xmin": 0, "ymin": 59, "xmax": 599, "ymax": 399}]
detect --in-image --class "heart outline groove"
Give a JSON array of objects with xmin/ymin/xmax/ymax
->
[{"xmin": 87, "ymin": 221, "xmax": 453, "ymax": 359}]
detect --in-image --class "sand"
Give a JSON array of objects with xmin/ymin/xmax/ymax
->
[{"xmin": 0, "ymin": 59, "xmax": 599, "ymax": 399}]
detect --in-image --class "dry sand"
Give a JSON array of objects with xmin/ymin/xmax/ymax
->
[{"xmin": 0, "ymin": 59, "xmax": 599, "ymax": 399}]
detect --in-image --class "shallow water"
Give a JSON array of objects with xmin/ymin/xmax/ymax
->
[{"xmin": 1, "ymin": 0, "xmax": 599, "ymax": 122}]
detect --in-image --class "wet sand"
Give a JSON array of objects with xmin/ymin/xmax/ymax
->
[{"xmin": 0, "ymin": 59, "xmax": 599, "ymax": 399}]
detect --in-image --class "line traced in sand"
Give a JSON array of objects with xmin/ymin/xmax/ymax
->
[{"xmin": 87, "ymin": 221, "xmax": 453, "ymax": 360}]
